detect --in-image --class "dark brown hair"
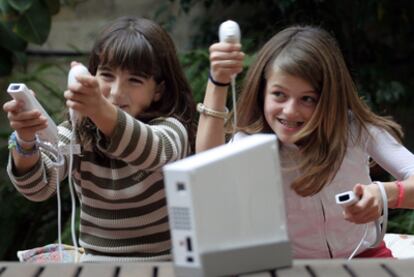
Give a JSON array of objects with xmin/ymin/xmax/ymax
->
[{"xmin": 79, "ymin": 16, "xmax": 196, "ymax": 151}]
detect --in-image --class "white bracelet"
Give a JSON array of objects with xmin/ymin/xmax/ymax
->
[
  {"xmin": 372, "ymin": 181, "xmax": 388, "ymax": 248},
  {"xmin": 197, "ymin": 103, "xmax": 229, "ymax": 120},
  {"xmin": 15, "ymin": 132, "xmax": 37, "ymax": 148}
]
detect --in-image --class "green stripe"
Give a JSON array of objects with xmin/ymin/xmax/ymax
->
[
  {"xmin": 80, "ymin": 230, "xmax": 171, "ymax": 248},
  {"xmin": 81, "ymin": 215, "xmax": 169, "ymax": 231},
  {"xmin": 84, "ymin": 247, "xmax": 170, "ymax": 257},
  {"xmin": 131, "ymin": 124, "xmax": 153, "ymax": 165},
  {"xmin": 81, "ymin": 180, "xmax": 164, "ymax": 203},
  {"xmin": 81, "ymin": 197, "xmax": 167, "ymax": 219}
]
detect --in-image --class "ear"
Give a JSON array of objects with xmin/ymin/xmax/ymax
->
[{"xmin": 153, "ymin": 81, "xmax": 165, "ymax": 102}]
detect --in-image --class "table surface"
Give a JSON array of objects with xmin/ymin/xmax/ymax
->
[{"xmin": 0, "ymin": 258, "xmax": 413, "ymax": 277}]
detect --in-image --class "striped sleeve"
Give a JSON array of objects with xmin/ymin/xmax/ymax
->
[
  {"xmin": 6, "ymin": 122, "xmax": 73, "ymax": 202},
  {"xmin": 96, "ymin": 110, "xmax": 189, "ymax": 171}
]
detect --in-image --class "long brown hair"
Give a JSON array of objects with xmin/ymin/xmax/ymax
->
[
  {"xmin": 233, "ymin": 25, "xmax": 402, "ymax": 196},
  {"xmin": 78, "ymin": 16, "xmax": 196, "ymax": 151}
]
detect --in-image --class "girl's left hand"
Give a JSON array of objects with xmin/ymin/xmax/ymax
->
[
  {"xmin": 343, "ymin": 183, "xmax": 382, "ymax": 224},
  {"xmin": 64, "ymin": 74, "xmax": 109, "ymax": 120}
]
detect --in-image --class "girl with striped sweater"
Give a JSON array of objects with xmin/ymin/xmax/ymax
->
[{"xmin": 4, "ymin": 16, "xmax": 196, "ymax": 262}]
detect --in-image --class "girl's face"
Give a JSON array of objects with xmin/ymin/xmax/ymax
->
[
  {"xmin": 97, "ymin": 66, "xmax": 162, "ymax": 117},
  {"xmin": 264, "ymin": 68, "xmax": 319, "ymax": 144}
]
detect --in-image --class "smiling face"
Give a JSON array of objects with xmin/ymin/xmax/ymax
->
[
  {"xmin": 264, "ymin": 67, "xmax": 319, "ymax": 144},
  {"xmin": 96, "ymin": 66, "xmax": 162, "ymax": 117}
]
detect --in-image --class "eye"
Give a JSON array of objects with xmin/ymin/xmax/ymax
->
[
  {"xmin": 129, "ymin": 77, "xmax": 144, "ymax": 85},
  {"xmin": 271, "ymin": 91, "xmax": 287, "ymax": 101},
  {"xmin": 98, "ymin": 71, "xmax": 114, "ymax": 80},
  {"xmin": 302, "ymin": 95, "xmax": 318, "ymax": 105}
]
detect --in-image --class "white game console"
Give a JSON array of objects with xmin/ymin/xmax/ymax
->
[
  {"xmin": 163, "ymin": 134, "xmax": 292, "ymax": 277},
  {"xmin": 7, "ymin": 83, "xmax": 58, "ymax": 144}
]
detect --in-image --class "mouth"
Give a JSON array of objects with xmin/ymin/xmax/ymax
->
[{"xmin": 278, "ymin": 118, "xmax": 304, "ymax": 129}]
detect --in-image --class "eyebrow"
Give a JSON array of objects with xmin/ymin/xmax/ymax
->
[{"xmin": 271, "ymin": 84, "xmax": 318, "ymax": 95}]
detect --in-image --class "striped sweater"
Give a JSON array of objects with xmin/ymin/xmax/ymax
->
[{"xmin": 7, "ymin": 110, "xmax": 190, "ymax": 261}]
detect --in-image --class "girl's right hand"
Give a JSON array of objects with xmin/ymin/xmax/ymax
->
[
  {"xmin": 209, "ymin": 42, "xmax": 244, "ymax": 85},
  {"xmin": 3, "ymin": 98, "xmax": 47, "ymax": 142}
]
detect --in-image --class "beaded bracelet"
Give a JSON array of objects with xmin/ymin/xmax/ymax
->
[
  {"xmin": 197, "ymin": 103, "xmax": 229, "ymax": 120},
  {"xmin": 208, "ymin": 71, "xmax": 231, "ymax": 87},
  {"xmin": 8, "ymin": 132, "xmax": 39, "ymax": 156}
]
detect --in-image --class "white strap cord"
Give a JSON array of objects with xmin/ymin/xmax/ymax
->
[{"xmin": 348, "ymin": 181, "xmax": 388, "ymax": 259}]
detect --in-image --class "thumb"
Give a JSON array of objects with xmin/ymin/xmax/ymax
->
[{"xmin": 353, "ymin": 183, "xmax": 364, "ymax": 199}]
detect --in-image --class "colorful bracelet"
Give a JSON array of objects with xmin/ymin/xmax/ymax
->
[
  {"xmin": 197, "ymin": 103, "xmax": 229, "ymax": 120},
  {"xmin": 395, "ymin": 180, "xmax": 405, "ymax": 208},
  {"xmin": 8, "ymin": 132, "xmax": 39, "ymax": 156},
  {"xmin": 208, "ymin": 71, "xmax": 230, "ymax": 87}
]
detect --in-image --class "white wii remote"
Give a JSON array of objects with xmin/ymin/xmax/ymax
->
[
  {"xmin": 67, "ymin": 64, "xmax": 90, "ymax": 123},
  {"xmin": 7, "ymin": 83, "xmax": 58, "ymax": 144},
  {"xmin": 219, "ymin": 20, "xmax": 241, "ymax": 43},
  {"xmin": 335, "ymin": 191, "xmax": 358, "ymax": 207}
]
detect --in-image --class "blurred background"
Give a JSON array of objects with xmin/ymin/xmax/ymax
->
[{"xmin": 0, "ymin": 0, "xmax": 413, "ymax": 261}]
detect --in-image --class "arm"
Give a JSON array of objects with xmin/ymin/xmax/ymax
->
[
  {"xmin": 344, "ymin": 126, "xmax": 414, "ymax": 223},
  {"xmin": 195, "ymin": 42, "xmax": 244, "ymax": 153},
  {"xmin": 3, "ymin": 98, "xmax": 45, "ymax": 175},
  {"xmin": 96, "ymin": 111, "xmax": 189, "ymax": 170}
]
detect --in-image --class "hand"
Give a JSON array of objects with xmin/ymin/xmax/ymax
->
[
  {"xmin": 64, "ymin": 73, "xmax": 109, "ymax": 120},
  {"xmin": 209, "ymin": 42, "xmax": 244, "ymax": 84},
  {"xmin": 3, "ymin": 94, "xmax": 47, "ymax": 142},
  {"xmin": 343, "ymin": 183, "xmax": 382, "ymax": 224}
]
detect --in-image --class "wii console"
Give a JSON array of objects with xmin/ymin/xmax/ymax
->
[
  {"xmin": 7, "ymin": 83, "xmax": 58, "ymax": 144},
  {"xmin": 163, "ymin": 134, "xmax": 292, "ymax": 277}
]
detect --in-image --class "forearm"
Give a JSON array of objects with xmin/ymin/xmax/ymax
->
[
  {"xmin": 384, "ymin": 175, "xmax": 414, "ymax": 209},
  {"xmin": 196, "ymin": 81, "xmax": 229, "ymax": 153},
  {"xmin": 11, "ymin": 150, "xmax": 40, "ymax": 176},
  {"xmin": 89, "ymin": 100, "xmax": 118, "ymax": 138}
]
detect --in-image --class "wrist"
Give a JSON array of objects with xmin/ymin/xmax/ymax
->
[{"xmin": 209, "ymin": 71, "xmax": 230, "ymax": 87}]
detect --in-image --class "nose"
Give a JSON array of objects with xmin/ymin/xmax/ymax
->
[
  {"xmin": 283, "ymin": 99, "xmax": 299, "ymax": 117},
  {"xmin": 109, "ymin": 81, "xmax": 123, "ymax": 103}
]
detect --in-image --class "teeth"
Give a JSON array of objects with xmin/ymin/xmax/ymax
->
[{"xmin": 279, "ymin": 119, "xmax": 302, "ymax": 128}]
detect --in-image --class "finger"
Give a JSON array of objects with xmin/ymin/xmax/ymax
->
[
  {"xmin": 10, "ymin": 116, "xmax": 48, "ymax": 130},
  {"xmin": 8, "ymin": 109, "xmax": 42, "ymax": 122},
  {"xmin": 76, "ymin": 75, "xmax": 97, "ymax": 88},
  {"xmin": 209, "ymin": 42, "xmax": 241, "ymax": 52},
  {"xmin": 210, "ymin": 51, "xmax": 244, "ymax": 62}
]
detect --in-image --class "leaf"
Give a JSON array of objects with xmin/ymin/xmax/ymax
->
[
  {"xmin": 0, "ymin": 0, "xmax": 14, "ymax": 16},
  {"xmin": 42, "ymin": 0, "xmax": 59, "ymax": 15},
  {"xmin": 0, "ymin": 21, "xmax": 27, "ymax": 51},
  {"xmin": 0, "ymin": 47, "xmax": 13, "ymax": 76},
  {"xmin": 13, "ymin": 0, "xmax": 51, "ymax": 44},
  {"xmin": 8, "ymin": 0, "xmax": 34, "ymax": 12}
]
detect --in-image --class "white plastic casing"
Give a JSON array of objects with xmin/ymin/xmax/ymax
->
[
  {"xmin": 67, "ymin": 64, "xmax": 90, "ymax": 123},
  {"xmin": 335, "ymin": 191, "xmax": 358, "ymax": 207},
  {"xmin": 219, "ymin": 20, "xmax": 241, "ymax": 43},
  {"xmin": 7, "ymin": 83, "xmax": 58, "ymax": 144},
  {"xmin": 163, "ymin": 134, "xmax": 291, "ymax": 276}
]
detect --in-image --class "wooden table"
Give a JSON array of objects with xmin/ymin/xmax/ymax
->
[{"xmin": 0, "ymin": 258, "xmax": 412, "ymax": 277}]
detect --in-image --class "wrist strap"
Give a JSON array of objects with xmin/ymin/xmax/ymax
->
[
  {"xmin": 395, "ymin": 180, "xmax": 405, "ymax": 208},
  {"xmin": 208, "ymin": 71, "xmax": 230, "ymax": 87},
  {"xmin": 197, "ymin": 103, "xmax": 229, "ymax": 120}
]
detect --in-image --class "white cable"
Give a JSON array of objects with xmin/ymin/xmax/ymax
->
[
  {"xmin": 68, "ymin": 122, "xmax": 79, "ymax": 262},
  {"xmin": 36, "ymin": 139, "xmax": 64, "ymax": 261},
  {"xmin": 348, "ymin": 223, "xmax": 368, "ymax": 260},
  {"xmin": 231, "ymin": 76, "xmax": 237, "ymax": 134},
  {"xmin": 347, "ymin": 181, "xmax": 388, "ymax": 259}
]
